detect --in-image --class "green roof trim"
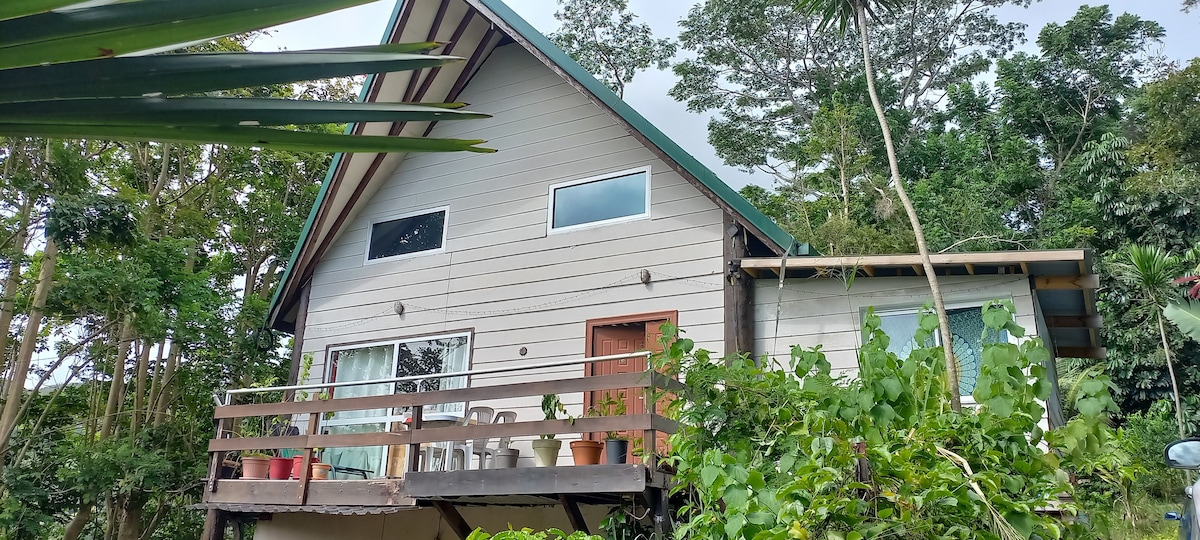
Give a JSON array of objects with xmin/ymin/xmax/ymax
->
[{"xmin": 475, "ymin": 0, "xmax": 803, "ymax": 256}]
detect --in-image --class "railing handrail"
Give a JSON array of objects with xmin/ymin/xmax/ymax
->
[{"xmin": 223, "ymin": 351, "xmax": 652, "ymax": 404}]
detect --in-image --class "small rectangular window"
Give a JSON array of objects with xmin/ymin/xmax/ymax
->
[
  {"xmin": 549, "ymin": 167, "xmax": 650, "ymax": 232},
  {"xmin": 367, "ymin": 207, "xmax": 447, "ymax": 261}
]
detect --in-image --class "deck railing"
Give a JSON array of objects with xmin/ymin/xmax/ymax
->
[{"xmin": 204, "ymin": 351, "xmax": 681, "ymax": 505}]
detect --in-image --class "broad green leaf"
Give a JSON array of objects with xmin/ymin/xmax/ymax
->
[
  {"xmin": 724, "ymin": 485, "xmax": 750, "ymax": 509},
  {"xmin": 0, "ymin": 45, "xmax": 454, "ymax": 102},
  {"xmin": 725, "ymin": 514, "xmax": 746, "ymax": 539},
  {"xmin": 0, "ymin": 123, "xmax": 495, "ymax": 154},
  {"xmin": 1165, "ymin": 300, "xmax": 1200, "ymax": 342},
  {"xmin": 1005, "ymin": 511, "xmax": 1035, "ymax": 539},
  {"xmin": 1075, "ymin": 397, "xmax": 1104, "ymax": 418},
  {"xmin": 879, "ymin": 376, "xmax": 903, "ymax": 400},
  {"xmin": 0, "ymin": 0, "xmax": 377, "ymax": 68},
  {"xmin": 0, "ymin": 98, "xmax": 489, "ymax": 126},
  {"xmin": 700, "ymin": 465, "xmax": 722, "ymax": 488}
]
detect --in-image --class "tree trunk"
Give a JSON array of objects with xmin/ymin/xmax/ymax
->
[
  {"xmin": 1159, "ymin": 312, "xmax": 1187, "ymax": 437},
  {"xmin": 131, "ymin": 339, "xmax": 151, "ymax": 434},
  {"xmin": 854, "ymin": 2, "xmax": 960, "ymax": 410},
  {"xmin": 153, "ymin": 343, "xmax": 179, "ymax": 427},
  {"xmin": 0, "ymin": 199, "xmax": 31, "ymax": 378},
  {"xmin": 63, "ymin": 504, "xmax": 93, "ymax": 540},
  {"xmin": 0, "ymin": 238, "xmax": 58, "ymax": 448},
  {"xmin": 101, "ymin": 318, "xmax": 134, "ymax": 440},
  {"xmin": 116, "ymin": 494, "xmax": 143, "ymax": 540}
]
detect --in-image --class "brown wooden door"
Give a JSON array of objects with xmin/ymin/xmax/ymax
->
[{"xmin": 588, "ymin": 325, "xmax": 646, "ymax": 416}]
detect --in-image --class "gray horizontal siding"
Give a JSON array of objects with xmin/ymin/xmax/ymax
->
[
  {"xmin": 300, "ymin": 42, "xmax": 726, "ymax": 451},
  {"xmin": 753, "ymin": 275, "xmax": 1038, "ymax": 372}
]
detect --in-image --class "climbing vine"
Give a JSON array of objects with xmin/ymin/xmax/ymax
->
[{"xmin": 657, "ymin": 301, "xmax": 1124, "ymax": 539}]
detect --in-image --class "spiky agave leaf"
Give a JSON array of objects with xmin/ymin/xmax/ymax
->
[{"xmin": 0, "ymin": 0, "xmax": 495, "ymax": 153}]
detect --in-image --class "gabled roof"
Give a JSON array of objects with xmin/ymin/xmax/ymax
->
[{"xmin": 267, "ymin": 0, "xmax": 808, "ymax": 331}]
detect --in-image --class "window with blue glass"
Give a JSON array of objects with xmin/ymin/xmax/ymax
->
[
  {"xmin": 873, "ymin": 306, "xmax": 1008, "ymax": 397},
  {"xmin": 549, "ymin": 167, "xmax": 650, "ymax": 232}
]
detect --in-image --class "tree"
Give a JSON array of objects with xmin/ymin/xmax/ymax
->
[
  {"xmin": 548, "ymin": 0, "xmax": 676, "ymax": 98},
  {"xmin": 1119, "ymin": 245, "xmax": 1187, "ymax": 438},
  {"xmin": 797, "ymin": 0, "xmax": 964, "ymax": 410}
]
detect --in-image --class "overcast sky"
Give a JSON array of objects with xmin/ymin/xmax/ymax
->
[{"xmin": 251, "ymin": 1, "xmax": 1200, "ymax": 191}]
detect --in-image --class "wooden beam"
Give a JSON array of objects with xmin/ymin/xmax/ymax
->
[
  {"xmin": 911, "ymin": 264, "xmax": 924, "ymax": 276},
  {"xmin": 215, "ymin": 371, "xmax": 680, "ymax": 419},
  {"xmin": 1054, "ymin": 346, "xmax": 1107, "ymax": 359},
  {"xmin": 207, "ymin": 480, "xmax": 412, "ymax": 506},
  {"xmin": 1046, "ymin": 315, "xmax": 1103, "ymax": 328},
  {"xmin": 1019, "ymin": 262, "xmax": 1030, "ymax": 275},
  {"xmin": 964, "ymin": 263, "xmax": 975, "ymax": 275},
  {"xmin": 404, "ymin": 464, "xmax": 648, "ymax": 498},
  {"xmin": 559, "ymin": 495, "xmax": 590, "ymax": 534},
  {"xmin": 741, "ymin": 249, "xmax": 1089, "ymax": 271},
  {"xmin": 283, "ymin": 284, "xmax": 310, "ymax": 400},
  {"xmin": 209, "ymin": 414, "xmax": 676, "ymax": 453},
  {"xmin": 1033, "ymin": 275, "xmax": 1099, "ymax": 290},
  {"xmin": 861, "ymin": 265, "xmax": 875, "ymax": 277},
  {"xmin": 432, "ymin": 500, "xmax": 474, "ymax": 540},
  {"xmin": 723, "ymin": 216, "xmax": 753, "ymax": 356}
]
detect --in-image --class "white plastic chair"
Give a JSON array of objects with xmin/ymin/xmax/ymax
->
[
  {"xmin": 448, "ymin": 406, "xmax": 494, "ymax": 470},
  {"xmin": 475, "ymin": 411, "xmax": 518, "ymax": 468}
]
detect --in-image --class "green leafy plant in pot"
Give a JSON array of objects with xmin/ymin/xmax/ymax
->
[
  {"xmin": 589, "ymin": 392, "xmax": 629, "ymax": 464},
  {"xmin": 532, "ymin": 394, "xmax": 568, "ymax": 466}
]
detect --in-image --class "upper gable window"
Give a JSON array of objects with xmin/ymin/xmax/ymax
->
[
  {"xmin": 366, "ymin": 207, "xmax": 448, "ymax": 262},
  {"xmin": 548, "ymin": 166, "xmax": 651, "ymax": 233}
]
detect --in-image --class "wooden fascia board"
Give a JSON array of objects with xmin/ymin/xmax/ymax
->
[{"xmin": 740, "ymin": 250, "xmax": 1090, "ymax": 272}]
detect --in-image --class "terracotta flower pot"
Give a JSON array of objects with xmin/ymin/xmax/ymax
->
[
  {"xmin": 291, "ymin": 455, "xmax": 319, "ymax": 479},
  {"xmin": 311, "ymin": 463, "xmax": 332, "ymax": 480},
  {"xmin": 569, "ymin": 440, "xmax": 603, "ymax": 465},
  {"xmin": 240, "ymin": 456, "xmax": 271, "ymax": 479},
  {"xmin": 268, "ymin": 457, "xmax": 292, "ymax": 479}
]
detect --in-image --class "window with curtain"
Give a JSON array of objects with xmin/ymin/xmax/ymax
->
[
  {"xmin": 872, "ymin": 306, "xmax": 1008, "ymax": 398},
  {"xmin": 321, "ymin": 332, "xmax": 471, "ymax": 478}
]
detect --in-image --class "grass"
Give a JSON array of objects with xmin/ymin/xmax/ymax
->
[{"xmin": 1099, "ymin": 496, "xmax": 1181, "ymax": 540}]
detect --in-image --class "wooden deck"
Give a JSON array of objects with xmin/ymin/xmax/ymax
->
[{"xmin": 201, "ymin": 366, "xmax": 681, "ymax": 539}]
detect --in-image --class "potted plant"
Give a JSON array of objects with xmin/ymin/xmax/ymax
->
[
  {"xmin": 589, "ymin": 392, "xmax": 629, "ymax": 464},
  {"xmin": 569, "ymin": 438, "xmax": 602, "ymax": 465},
  {"xmin": 310, "ymin": 462, "xmax": 332, "ymax": 480},
  {"xmin": 494, "ymin": 447, "xmax": 520, "ymax": 468},
  {"xmin": 532, "ymin": 394, "xmax": 567, "ymax": 467},
  {"xmin": 240, "ymin": 452, "xmax": 272, "ymax": 479},
  {"xmin": 268, "ymin": 455, "xmax": 292, "ymax": 479}
]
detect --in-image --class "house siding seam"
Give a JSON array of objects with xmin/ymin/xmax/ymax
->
[{"xmin": 298, "ymin": 43, "xmax": 725, "ymax": 463}]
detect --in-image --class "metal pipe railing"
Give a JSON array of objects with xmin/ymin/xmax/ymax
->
[{"xmin": 221, "ymin": 351, "xmax": 652, "ymax": 405}]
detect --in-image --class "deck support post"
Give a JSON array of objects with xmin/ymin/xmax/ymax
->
[
  {"xmin": 558, "ymin": 495, "xmax": 590, "ymax": 534},
  {"xmin": 647, "ymin": 487, "xmax": 672, "ymax": 539},
  {"xmin": 432, "ymin": 500, "xmax": 474, "ymax": 540},
  {"xmin": 201, "ymin": 509, "xmax": 227, "ymax": 540},
  {"xmin": 723, "ymin": 215, "xmax": 754, "ymax": 360}
]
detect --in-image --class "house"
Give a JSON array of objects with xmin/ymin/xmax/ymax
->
[{"xmin": 199, "ymin": 0, "xmax": 1103, "ymax": 538}]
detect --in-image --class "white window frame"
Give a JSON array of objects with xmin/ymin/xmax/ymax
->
[
  {"xmin": 363, "ymin": 205, "xmax": 450, "ymax": 265},
  {"xmin": 321, "ymin": 331, "xmax": 472, "ymax": 476},
  {"xmin": 546, "ymin": 166, "xmax": 652, "ymax": 234}
]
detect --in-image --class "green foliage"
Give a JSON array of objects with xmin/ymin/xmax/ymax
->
[
  {"xmin": 657, "ymin": 306, "xmax": 1124, "ymax": 539},
  {"xmin": 466, "ymin": 527, "xmax": 600, "ymax": 540},
  {"xmin": 548, "ymin": 0, "xmax": 675, "ymax": 99}
]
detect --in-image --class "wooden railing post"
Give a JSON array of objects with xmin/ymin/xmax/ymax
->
[
  {"xmin": 295, "ymin": 411, "xmax": 320, "ymax": 504},
  {"xmin": 207, "ymin": 397, "xmax": 232, "ymax": 493},
  {"xmin": 408, "ymin": 405, "xmax": 423, "ymax": 472}
]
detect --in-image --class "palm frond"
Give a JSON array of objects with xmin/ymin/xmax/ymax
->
[{"xmin": 0, "ymin": 0, "xmax": 494, "ymax": 153}]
